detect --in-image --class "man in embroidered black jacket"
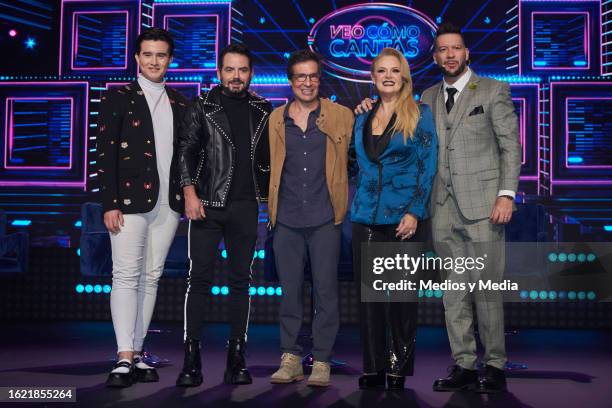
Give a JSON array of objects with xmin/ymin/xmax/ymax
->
[
  {"xmin": 97, "ymin": 28, "xmax": 188, "ymax": 388},
  {"xmin": 176, "ymin": 43, "xmax": 271, "ymax": 387}
]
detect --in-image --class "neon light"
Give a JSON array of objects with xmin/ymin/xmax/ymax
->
[
  {"xmin": 25, "ymin": 38, "xmax": 36, "ymax": 49},
  {"xmin": 4, "ymin": 97, "xmax": 74, "ymax": 170},
  {"xmin": 105, "ymin": 81, "xmax": 202, "ymax": 96},
  {"xmin": 327, "ymin": 20, "xmax": 420, "ymax": 59},
  {"xmin": 510, "ymin": 83, "xmax": 540, "ymax": 182},
  {"xmin": 564, "ymin": 97, "xmax": 612, "ymax": 169},
  {"xmin": 162, "ymin": 14, "xmax": 220, "ymax": 72},
  {"xmin": 530, "ymin": 12, "xmax": 590, "ymax": 71},
  {"xmin": 512, "ymin": 97, "xmax": 527, "ymax": 165},
  {"xmin": 151, "ymin": 1, "xmax": 232, "ymax": 76},
  {"xmin": 11, "ymin": 219, "xmax": 32, "ymax": 226},
  {"xmin": 308, "ymin": 3, "xmax": 437, "ymax": 82},
  {"xmin": 267, "ymin": 97, "xmax": 289, "ymax": 106},
  {"xmin": 71, "ymin": 11, "xmax": 129, "ymax": 71}
]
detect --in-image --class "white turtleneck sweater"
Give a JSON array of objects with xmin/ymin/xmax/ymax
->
[{"xmin": 137, "ymin": 75, "xmax": 174, "ymax": 206}]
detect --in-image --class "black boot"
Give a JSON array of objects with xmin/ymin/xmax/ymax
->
[
  {"xmin": 386, "ymin": 375, "xmax": 406, "ymax": 390},
  {"xmin": 176, "ymin": 339, "xmax": 203, "ymax": 387},
  {"xmin": 433, "ymin": 365, "xmax": 478, "ymax": 392},
  {"xmin": 223, "ymin": 338, "xmax": 252, "ymax": 385},
  {"xmin": 358, "ymin": 371, "xmax": 385, "ymax": 389}
]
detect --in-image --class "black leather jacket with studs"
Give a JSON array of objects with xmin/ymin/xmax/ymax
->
[{"xmin": 178, "ymin": 85, "xmax": 271, "ymax": 207}]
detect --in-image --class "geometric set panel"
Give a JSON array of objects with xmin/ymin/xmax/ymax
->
[
  {"xmin": 519, "ymin": 1, "xmax": 601, "ymax": 76},
  {"xmin": 152, "ymin": 1, "xmax": 232, "ymax": 75},
  {"xmin": 510, "ymin": 83, "xmax": 540, "ymax": 181},
  {"xmin": 60, "ymin": 0, "xmax": 140, "ymax": 77}
]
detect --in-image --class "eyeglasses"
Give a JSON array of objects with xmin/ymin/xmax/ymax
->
[{"xmin": 292, "ymin": 73, "xmax": 321, "ymax": 83}]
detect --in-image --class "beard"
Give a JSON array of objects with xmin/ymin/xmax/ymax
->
[
  {"xmin": 223, "ymin": 78, "xmax": 250, "ymax": 94},
  {"xmin": 438, "ymin": 60, "xmax": 468, "ymax": 78}
]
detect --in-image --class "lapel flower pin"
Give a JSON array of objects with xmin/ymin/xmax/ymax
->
[{"xmin": 468, "ymin": 82, "xmax": 477, "ymax": 90}]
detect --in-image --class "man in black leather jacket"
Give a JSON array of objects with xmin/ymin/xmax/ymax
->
[{"xmin": 176, "ymin": 44, "xmax": 271, "ymax": 387}]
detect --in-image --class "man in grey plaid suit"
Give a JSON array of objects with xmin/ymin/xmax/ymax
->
[{"xmin": 420, "ymin": 23, "xmax": 521, "ymax": 393}]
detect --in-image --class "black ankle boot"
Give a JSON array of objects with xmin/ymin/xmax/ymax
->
[
  {"xmin": 358, "ymin": 371, "xmax": 385, "ymax": 389},
  {"xmin": 387, "ymin": 375, "xmax": 405, "ymax": 390},
  {"xmin": 176, "ymin": 339, "xmax": 203, "ymax": 387},
  {"xmin": 223, "ymin": 338, "xmax": 252, "ymax": 385}
]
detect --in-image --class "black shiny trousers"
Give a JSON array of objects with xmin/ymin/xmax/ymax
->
[{"xmin": 352, "ymin": 222, "xmax": 426, "ymax": 376}]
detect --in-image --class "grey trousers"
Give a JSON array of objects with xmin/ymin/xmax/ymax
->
[
  {"xmin": 432, "ymin": 193, "xmax": 507, "ymax": 370},
  {"xmin": 273, "ymin": 221, "xmax": 341, "ymax": 362}
]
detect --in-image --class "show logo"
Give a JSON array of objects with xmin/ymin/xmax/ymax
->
[{"xmin": 308, "ymin": 3, "xmax": 437, "ymax": 82}]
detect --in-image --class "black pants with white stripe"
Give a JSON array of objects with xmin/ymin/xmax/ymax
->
[{"xmin": 184, "ymin": 199, "xmax": 259, "ymax": 341}]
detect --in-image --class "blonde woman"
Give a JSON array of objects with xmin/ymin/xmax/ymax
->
[{"xmin": 350, "ymin": 48, "xmax": 438, "ymax": 390}]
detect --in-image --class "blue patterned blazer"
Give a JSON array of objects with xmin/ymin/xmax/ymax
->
[{"xmin": 350, "ymin": 103, "xmax": 438, "ymax": 225}]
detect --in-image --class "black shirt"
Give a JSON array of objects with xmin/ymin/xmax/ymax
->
[
  {"xmin": 220, "ymin": 91, "xmax": 256, "ymax": 201},
  {"xmin": 364, "ymin": 103, "xmax": 396, "ymax": 162}
]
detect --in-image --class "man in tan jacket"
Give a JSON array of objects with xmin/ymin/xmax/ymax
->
[{"xmin": 267, "ymin": 49, "xmax": 354, "ymax": 387}]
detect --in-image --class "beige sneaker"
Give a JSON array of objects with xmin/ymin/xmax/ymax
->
[
  {"xmin": 307, "ymin": 361, "xmax": 331, "ymax": 387},
  {"xmin": 270, "ymin": 353, "xmax": 304, "ymax": 384}
]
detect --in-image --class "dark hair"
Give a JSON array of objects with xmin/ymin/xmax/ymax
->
[
  {"xmin": 218, "ymin": 43, "xmax": 253, "ymax": 70},
  {"xmin": 435, "ymin": 22, "xmax": 466, "ymax": 47},
  {"xmin": 286, "ymin": 49, "xmax": 323, "ymax": 79},
  {"xmin": 135, "ymin": 27, "xmax": 175, "ymax": 56}
]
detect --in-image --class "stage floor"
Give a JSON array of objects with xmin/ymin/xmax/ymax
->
[{"xmin": 0, "ymin": 322, "xmax": 610, "ymax": 407}]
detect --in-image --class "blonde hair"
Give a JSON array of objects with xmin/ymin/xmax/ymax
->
[{"xmin": 370, "ymin": 48, "xmax": 419, "ymax": 142}]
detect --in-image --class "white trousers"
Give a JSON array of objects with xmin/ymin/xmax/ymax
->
[{"xmin": 109, "ymin": 202, "xmax": 180, "ymax": 353}]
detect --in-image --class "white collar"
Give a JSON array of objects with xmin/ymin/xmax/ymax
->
[
  {"xmin": 138, "ymin": 75, "xmax": 166, "ymax": 91},
  {"xmin": 443, "ymin": 68, "xmax": 472, "ymax": 94}
]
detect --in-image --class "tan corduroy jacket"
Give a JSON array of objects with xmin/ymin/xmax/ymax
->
[{"xmin": 268, "ymin": 98, "xmax": 355, "ymax": 227}]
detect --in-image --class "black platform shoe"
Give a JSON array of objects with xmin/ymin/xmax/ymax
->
[
  {"xmin": 432, "ymin": 365, "xmax": 478, "ymax": 392},
  {"xmin": 133, "ymin": 355, "xmax": 159, "ymax": 382},
  {"xmin": 223, "ymin": 338, "xmax": 252, "ymax": 385},
  {"xmin": 106, "ymin": 360, "xmax": 136, "ymax": 388},
  {"xmin": 358, "ymin": 371, "xmax": 385, "ymax": 389},
  {"xmin": 387, "ymin": 375, "xmax": 405, "ymax": 390},
  {"xmin": 475, "ymin": 365, "xmax": 507, "ymax": 393},
  {"xmin": 176, "ymin": 339, "xmax": 203, "ymax": 387}
]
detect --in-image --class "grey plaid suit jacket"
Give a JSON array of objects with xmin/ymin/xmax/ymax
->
[{"xmin": 420, "ymin": 71, "xmax": 521, "ymax": 221}]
